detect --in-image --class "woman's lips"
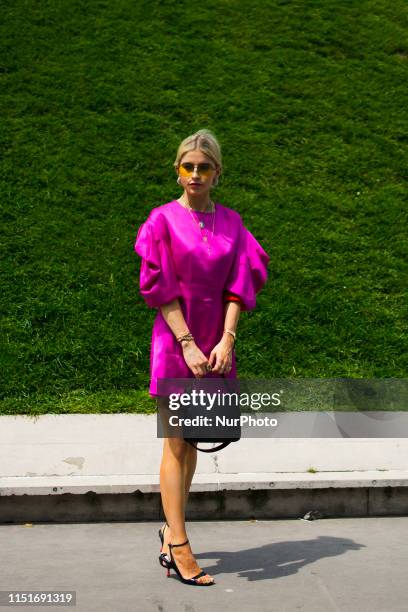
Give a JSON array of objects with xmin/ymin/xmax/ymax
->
[{"xmin": 190, "ymin": 183, "xmax": 201, "ymax": 187}]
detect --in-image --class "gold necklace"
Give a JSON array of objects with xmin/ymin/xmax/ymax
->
[{"xmin": 178, "ymin": 196, "xmax": 216, "ymax": 255}]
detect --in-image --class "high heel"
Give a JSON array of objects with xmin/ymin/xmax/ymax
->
[
  {"xmin": 168, "ymin": 539, "xmax": 215, "ymax": 586},
  {"xmin": 158, "ymin": 523, "xmax": 171, "ymax": 570},
  {"xmin": 159, "ymin": 552, "xmax": 172, "ymax": 572},
  {"xmin": 158, "ymin": 522, "xmax": 170, "ymax": 549}
]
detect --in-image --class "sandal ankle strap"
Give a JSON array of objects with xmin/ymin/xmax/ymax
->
[{"xmin": 169, "ymin": 539, "xmax": 189, "ymax": 548}]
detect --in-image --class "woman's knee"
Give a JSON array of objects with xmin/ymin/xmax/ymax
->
[{"xmin": 164, "ymin": 436, "xmax": 191, "ymax": 461}]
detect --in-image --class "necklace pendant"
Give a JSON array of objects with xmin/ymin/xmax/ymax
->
[
  {"xmin": 203, "ymin": 235, "xmax": 208, "ymax": 242},
  {"xmin": 199, "ymin": 221, "xmax": 205, "ymax": 228}
]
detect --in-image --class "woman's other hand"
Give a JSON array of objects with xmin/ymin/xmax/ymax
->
[
  {"xmin": 208, "ymin": 334, "xmax": 234, "ymax": 375},
  {"xmin": 181, "ymin": 341, "xmax": 212, "ymax": 378}
]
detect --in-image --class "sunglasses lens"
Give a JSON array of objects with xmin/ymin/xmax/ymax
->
[
  {"xmin": 179, "ymin": 163, "xmax": 214, "ymax": 177},
  {"xmin": 198, "ymin": 163, "xmax": 212, "ymax": 176},
  {"xmin": 179, "ymin": 163, "xmax": 193, "ymax": 177}
]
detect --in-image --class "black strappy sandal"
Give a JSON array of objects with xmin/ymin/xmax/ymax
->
[{"xmin": 167, "ymin": 539, "xmax": 215, "ymax": 586}]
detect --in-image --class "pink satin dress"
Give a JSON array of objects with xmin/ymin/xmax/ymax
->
[{"xmin": 134, "ymin": 199, "xmax": 270, "ymax": 397}]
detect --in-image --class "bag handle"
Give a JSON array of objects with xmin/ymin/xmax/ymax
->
[{"xmin": 186, "ymin": 440, "xmax": 232, "ymax": 453}]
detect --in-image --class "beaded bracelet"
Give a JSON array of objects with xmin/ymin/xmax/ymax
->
[{"xmin": 176, "ymin": 332, "xmax": 194, "ymax": 344}]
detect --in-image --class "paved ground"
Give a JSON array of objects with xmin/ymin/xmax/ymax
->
[{"xmin": 1, "ymin": 517, "xmax": 408, "ymax": 611}]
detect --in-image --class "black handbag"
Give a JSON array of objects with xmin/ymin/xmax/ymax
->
[{"xmin": 181, "ymin": 374, "xmax": 241, "ymax": 453}]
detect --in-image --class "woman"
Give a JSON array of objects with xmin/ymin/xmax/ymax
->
[{"xmin": 134, "ymin": 129, "xmax": 269, "ymax": 586}]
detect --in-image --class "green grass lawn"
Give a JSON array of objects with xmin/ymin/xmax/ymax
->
[{"xmin": 1, "ymin": 0, "xmax": 407, "ymax": 415}]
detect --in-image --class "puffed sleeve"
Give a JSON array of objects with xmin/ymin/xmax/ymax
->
[
  {"xmin": 134, "ymin": 213, "xmax": 182, "ymax": 308},
  {"xmin": 223, "ymin": 218, "xmax": 270, "ymax": 311}
]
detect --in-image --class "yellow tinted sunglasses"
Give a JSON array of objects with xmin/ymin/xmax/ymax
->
[{"xmin": 178, "ymin": 162, "xmax": 215, "ymax": 178}]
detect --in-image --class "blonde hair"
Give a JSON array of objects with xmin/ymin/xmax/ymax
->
[{"xmin": 173, "ymin": 129, "xmax": 222, "ymax": 175}]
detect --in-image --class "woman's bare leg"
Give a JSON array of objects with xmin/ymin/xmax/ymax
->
[
  {"xmin": 159, "ymin": 436, "xmax": 188, "ymax": 539},
  {"xmin": 160, "ymin": 441, "xmax": 196, "ymax": 549},
  {"xmin": 157, "ymin": 397, "xmax": 196, "ymax": 519},
  {"xmin": 158, "ymin": 400, "xmax": 213, "ymax": 584}
]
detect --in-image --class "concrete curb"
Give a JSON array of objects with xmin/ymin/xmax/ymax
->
[
  {"xmin": 2, "ymin": 470, "xmax": 408, "ymax": 494},
  {"xmin": 1, "ymin": 471, "xmax": 408, "ymax": 523}
]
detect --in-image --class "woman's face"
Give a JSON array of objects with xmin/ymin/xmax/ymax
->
[{"xmin": 177, "ymin": 150, "xmax": 220, "ymax": 198}]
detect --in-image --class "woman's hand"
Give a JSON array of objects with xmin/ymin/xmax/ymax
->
[
  {"xmin": 181, "ymin": 341, "xmax": 212, "ymax": 378},
  {"xmin": 208, "ymin": 334, "xmax": 234, "ymax": 375}
]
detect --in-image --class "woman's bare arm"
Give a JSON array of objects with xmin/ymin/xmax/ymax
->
[
  {"xmin": 208, "ymin": 300, "xmax": 241, "ymax": 374},
  {"xmin": 159, "ymin": 298, "xmax": 190, "ymax": 340},
  {"xmin": 159, "ymin": 298, "xmax": 211, "ymax": 378},
  {"xmin": 223, "ymin": 300, "xmax": 241, "ymax": 337}
]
